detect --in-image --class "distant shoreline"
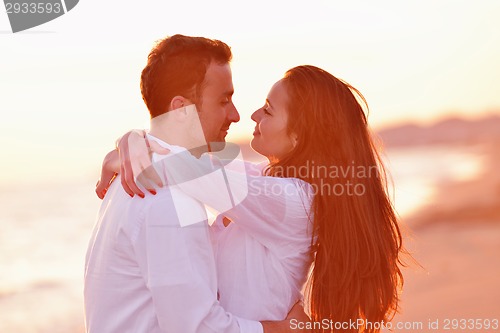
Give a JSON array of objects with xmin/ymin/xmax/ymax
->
[{"xmin": 375, "ymin": 113, "xmax": 500, "ymax": 148}]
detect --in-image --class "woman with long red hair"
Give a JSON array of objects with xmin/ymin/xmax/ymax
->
[{"xmin": 276, "ymin": 66, "xmax": 404, "ymax": 331}]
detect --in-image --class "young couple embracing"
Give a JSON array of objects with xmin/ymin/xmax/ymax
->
[{"xmin": 86, "ymin": 34, "xmax": 407, "ymax": 333}]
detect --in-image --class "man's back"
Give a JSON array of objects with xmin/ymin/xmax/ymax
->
[{"xmin": 84, "ymin": 174, "xmax": 215, "ymax": 332}]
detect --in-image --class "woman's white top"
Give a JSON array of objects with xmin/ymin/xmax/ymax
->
[{"xmin": 153, "ymin": 141, "xmax": 315, "ymax": 321}]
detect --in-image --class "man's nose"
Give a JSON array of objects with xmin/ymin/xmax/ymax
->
[{"xmin": 227, "ymin": 102, "xmax": 240, "ymax": 123}]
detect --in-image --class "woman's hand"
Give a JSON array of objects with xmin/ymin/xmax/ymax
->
[
  {"xmin": 95, "ymin": 130, "xmax": 169, "ymax": 199},
  {"xmin": 95, "ymin": 149, "xmax": 120, "ymax": 199},
  {"xmin": 261, "ymin": 301, "xmax": 311, "ymax": 333},
  {"xmin": 117, "ymin": 129, "xmax": 169, "ymax": 198},
  {"xmin": 284, "ymin": 301, "xmax": 311, "ymax": 332}
]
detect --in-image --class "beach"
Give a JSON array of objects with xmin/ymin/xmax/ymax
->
[
  {"xmin": 0, "ymin": 117, "xmax": 499, "ymax": 332},
  {"xmin": 380, "ymin": 118, "xmax": 500, "ymax": 332}
]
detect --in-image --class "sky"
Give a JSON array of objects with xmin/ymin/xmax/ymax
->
[{"xmin": 1, "ymin": 0, "xmax": 499, "ymax": 186}]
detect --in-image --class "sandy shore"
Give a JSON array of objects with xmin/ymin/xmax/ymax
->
[{"xmin": 390, "ymin": 141, "xmax": 500, "ymax": 332}]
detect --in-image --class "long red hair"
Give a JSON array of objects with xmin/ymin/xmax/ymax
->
[{"xmin": 265, "ymin": 65, "xmax": 406, "ymax": 332}]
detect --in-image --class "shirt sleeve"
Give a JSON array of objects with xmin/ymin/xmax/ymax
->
[
  {"xmin": 152, "ymin": 146, "xmax": 313, "ymax": 256},
  {"xmin": 133, "ymin": 195, "xmax": 263, "ymax": 333}
]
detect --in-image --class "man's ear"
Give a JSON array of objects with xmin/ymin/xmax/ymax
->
[{"xmin": 170, "ymin": 96, "xmax": 188, "ymax": 111}]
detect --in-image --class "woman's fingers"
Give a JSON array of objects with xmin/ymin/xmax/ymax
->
[
  {"xmin": 95, "ymin": 172, "xmax": 116, "ymax": 199},
  {"xmin": 121, "ymin": 156, "xmax": 160, "ymax": 198},
  {"xmin": 96, "ymin": 149, "xmax": 120, "ymax": 199},
  {"xmin": 117, "ymin": 131, "xmax": 144, "ymax": 197},
  {"xmin": 121, "ymin": 131, "xmax": 149, "ymax": 197},
  {"xmin": 120, "ymin": 158, "xmax": 143, "ymax": 198},
  {"xmin": 136, "ymin": 173, "xmax": 157, "ymax": 195},
  {"xmin": 145, "ymin": 140, "xmax": 169, "ymax": 188},
  {"xmin": 140, "ymin": 162, "xmax": 164, "ymax": 189},
  {"xmin": 135, "ymin": 138, "xmax": 169, "ymax": 191},
  {"xmin": 115, "ymin": 129, "xmax": 171, "ymax": 198}
]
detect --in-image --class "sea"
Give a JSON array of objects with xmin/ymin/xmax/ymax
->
[{"xmin": 0, "ymin": 144, "xmax": 485, "ymax": 333}]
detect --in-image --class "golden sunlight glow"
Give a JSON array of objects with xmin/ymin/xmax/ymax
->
[{"xmin": 1, "ymin": 0, "xmax": 499, "ymax": 184}]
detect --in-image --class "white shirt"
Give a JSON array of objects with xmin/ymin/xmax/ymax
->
[
  {"xmin": 84, "ymin": 142, "xmax": 263, "ymax": 333},
  {"xmin": 154, "ymin": 140, "xmax": 315, "ymax": 322}
]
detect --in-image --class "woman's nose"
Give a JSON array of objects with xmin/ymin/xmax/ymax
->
[{"xmin": 251, "ymin": 108, "xmax": 262, "ymax": 122}]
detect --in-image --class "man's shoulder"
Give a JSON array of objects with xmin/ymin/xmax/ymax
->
[{"xmin": 99, "ymin": 178, "xmax": 159, "ymax": 218}]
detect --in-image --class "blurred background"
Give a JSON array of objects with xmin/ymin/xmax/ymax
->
[{"xmin": 1, "ymin": 1, "xmax": 499, "ymax": 332}]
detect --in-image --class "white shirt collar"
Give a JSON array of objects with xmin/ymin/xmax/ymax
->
[{"xmin": 146, "ymin": 132, "xmax": 188, "ymax": 155}]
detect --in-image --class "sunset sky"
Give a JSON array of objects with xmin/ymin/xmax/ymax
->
[{"xmin": 1, "ymin": 0, "xmax": 499, "ymax": 185}]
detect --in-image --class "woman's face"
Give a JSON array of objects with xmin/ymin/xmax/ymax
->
[{"xmin": 250, "ymin": 80, "xmax": 297, "ymax": 161}]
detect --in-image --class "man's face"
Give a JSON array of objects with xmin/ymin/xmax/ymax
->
[{"xmin": 197, "ymin": 62, "xmax": 240, "ymax": 146}]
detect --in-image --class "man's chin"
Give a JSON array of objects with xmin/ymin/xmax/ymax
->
[{"xmin": 208, "ymin": 141, "xmax": 227, "ymax": 152}]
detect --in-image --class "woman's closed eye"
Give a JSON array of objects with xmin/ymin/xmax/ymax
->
[{"xmin": 263, "ymin": 106, "xmax": 271, "ymax": 115}]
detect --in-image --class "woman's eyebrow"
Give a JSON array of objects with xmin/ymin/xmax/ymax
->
[{"xmin": 266, "ymin": 99, "xmax": 274, "ymax": 108}]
